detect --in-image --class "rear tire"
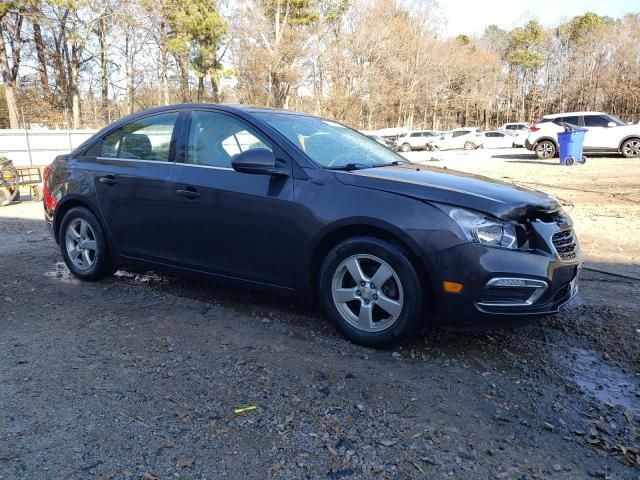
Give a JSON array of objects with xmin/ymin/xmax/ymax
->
[
  {"xmin": 319, "ymin": 237, "xmax": 425, "ymax": 348},
  {"xmin": 59, "ymin": 206, "xmax": 116, "ymax": 281},
  {"xmin": 463, "ymin": 141, "xmax": 475, "ymax": 150},
  {"xmin": 535, "ymin": 140, "xmax": 556, "ymax": 159},
  {"xmin": 400, "ymin": 143, "xmax": 411, "ymax": 152}
]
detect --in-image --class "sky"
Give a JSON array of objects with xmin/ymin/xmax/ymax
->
[{"xmin": 439, "ymin": 0, "xmax": 639, "ymax": 36}]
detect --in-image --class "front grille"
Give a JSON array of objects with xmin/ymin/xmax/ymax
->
[{"xmin": 552, "ymin": 229, "xmax": 578, "ymax": 262}]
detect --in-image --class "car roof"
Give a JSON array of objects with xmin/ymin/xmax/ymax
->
[{"xmin": 542, "ymin": 111, "xmax": 606, "ymax": 119}]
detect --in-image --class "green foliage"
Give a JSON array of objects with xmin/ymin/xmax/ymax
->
[
  {"xmin": 262, "ymin": 0, "xmax": 319, "ymax": 27},
  {"xmin": 456, "ymin": 34, "xmax": 470, "ymax": 45},
  {"xmin": 566, "ymin": 11, "xmax": 612, "ymax": 44},
  {"xmin": 506, "ymin": 20, "xmax": 546, "ymax": 69}
]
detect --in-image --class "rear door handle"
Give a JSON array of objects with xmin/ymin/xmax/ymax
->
[
  {"xmin": 176, "ymin": 187, "xmax": 201, "ymax": 200},
  {"xmin": 98, "ymin": 175, "xmax": 118, "ymax": 186}
]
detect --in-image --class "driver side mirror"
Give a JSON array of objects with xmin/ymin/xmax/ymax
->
[
  {"xmin": 231, "ymin": 148, "xmax": 288, "ymax": 176},
  {"xmin": 606, "ymin": 121, "xmax": 617, "ymax": 128}
]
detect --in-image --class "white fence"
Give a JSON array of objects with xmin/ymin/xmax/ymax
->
[{"xmin": 0, "ymin": 129, "xmax": 97, "ymax": 167}]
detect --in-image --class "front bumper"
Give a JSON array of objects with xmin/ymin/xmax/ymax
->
[{"xmin": 427, "ymin": 242, "xmax": 581, "ymax": 329}]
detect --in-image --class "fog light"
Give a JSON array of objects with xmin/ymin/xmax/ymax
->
[
  {"xmin": 478, "ymin": 277, "xmax": 548, "ymax": 306},
  {"xmin": 443, "ymin": 281, "xmax": 464, "ymax": 293}
]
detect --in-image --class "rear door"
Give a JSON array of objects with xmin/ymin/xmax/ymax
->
[
  {"xmin": 91, "ymin": 111, "xmax": 182, "ymax": 261},
  {"xmin": 171, "ymin": 109, "xmax": 297, "ymax": 287}
]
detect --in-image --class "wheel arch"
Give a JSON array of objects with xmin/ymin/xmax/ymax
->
[
  {"xmin": 619, "ymin": 135, "xmax": 640, "ymax": 151},
  {"xmin": 306, "ymin": 220, "xmax": 437, "ymax": 316},
  {"xmin": 53, "ymin": 196, "xmax": 102, "ymax": 245},
  {"xmin": 534, "ymin": 136, "xmax": 558, "ymax": 149}
]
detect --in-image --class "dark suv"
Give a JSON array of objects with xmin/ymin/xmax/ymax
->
[{"xmin": 44, "ymin": 104, "xmax": 581, "ymax": 347}]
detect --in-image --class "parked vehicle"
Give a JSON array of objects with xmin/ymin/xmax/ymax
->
[
  {"xmin": 44, "ymin": 104, "xmax": 581, "ymax": 347},
  {"xmin": 483, "ymin": 130, "xmax": 517, "ymax": 149},
  {"xmin": 500, "ymin": 122, "xmax": 530, "ymax": 147},
  {"xmin": 366, "ymin": 134, "xmax": 394, "ymax": 148},
  {"xmin": 427, "ymin": 128, "xmax": 484, "ymax": 151},
  {"xmin": 394, "ymin": 130, "xmax": 440, "ymax": 152},
  {"xmin": 525, "ymin": 112, "xmax": 640, "ymax": 159}
]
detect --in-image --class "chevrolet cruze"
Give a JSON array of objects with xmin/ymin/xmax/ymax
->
[{"xmin": 44, "ymin": 104, "xmax": 581, "ymax": 347}]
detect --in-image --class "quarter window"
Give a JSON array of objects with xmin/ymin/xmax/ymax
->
[
  {"xmin": 119, "ymin": 112, "xmax": 179, "ymax": 161},
  {"xmin": 186, "ymin": 111, "xmax": 272, "ymax": 168}
]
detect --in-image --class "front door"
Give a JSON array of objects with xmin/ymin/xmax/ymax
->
[
  {"xmin": 171, "ymin": 110, "xmax": 297, "ymax": 288},
  {"xmin": 583, "ymin": 114, "xmax": 618, "ymax": 150}
]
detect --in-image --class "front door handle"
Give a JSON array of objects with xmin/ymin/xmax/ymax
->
[
  {"xmin": 176, "ymin": 187, "xmax": 201, "ymax": 200},
  {"xmin": 98, "ymin": 175, "xmax": 118, "ymax": 186}
]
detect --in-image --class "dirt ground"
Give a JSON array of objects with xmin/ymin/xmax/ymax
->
[{"xmin": 1, "ymin": 149, "xmax": 639, "ymax": 480}]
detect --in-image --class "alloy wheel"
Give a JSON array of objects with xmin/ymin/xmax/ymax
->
[
  {"xmin": 536, "ymin": 141, "xmax": 554, "ymax": 158},
  {"xmin": 623, "ymin": 139, "xmax": 640, "ymax": 158},
  {"xmin": 331, "ymin": 254, "xmax": 404, "ymax": 333},
  {"xmin": 65, "ymin": 218, "xmax": 98, "ymax": 271}
]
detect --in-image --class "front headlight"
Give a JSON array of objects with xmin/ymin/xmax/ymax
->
[{"xmin": 449, "ymin": 208, "xmax": 518, "ymax": 249}]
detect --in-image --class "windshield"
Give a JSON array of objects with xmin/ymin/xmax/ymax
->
[{"xmin": 254, "ymin": 112, "xmax": 406, "ymax": 169}]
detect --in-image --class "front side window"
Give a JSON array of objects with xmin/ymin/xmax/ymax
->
[
  {"xmin": 452, "ymin": 131, "xmax": 468, "ymax": 138},
  {"xmin": 254, "ymin": 112, "xmax": 405, "ymax": 169},
  {"xmin": 583, "ymin": 115, "xmax": 610, "ymax": 127},
  {"xmin": 120, "ymin": 112, "xmax": 179, "ymax": 161},
  {"xmin": 186, "ymin": 111, "xmax": 272, "ymax": 168}
]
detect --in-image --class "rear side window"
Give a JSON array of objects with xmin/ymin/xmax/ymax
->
[
  {"xmin": 84, "ymin": 127, "xmax": 123, "ymax": 158},
  {"xmin": 120, "ymin": 112, "xmax": 179, "ymax": 161},
  {"xmin": 584, "ymin": 115, "xmax": 611, "ymax": 127},
  {"xmin": 452, "ymin": 130, "xmax": 468, "ymax": 137},
  {"xmin": 554, "ymin": 116, "xmax": 581, "ymax": 126}
]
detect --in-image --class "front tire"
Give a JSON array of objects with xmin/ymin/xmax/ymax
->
[
  {"xmin": 621, "ymin": 138, "xmax": 640, "ymax": 158},
  {"xmin": 463, "ymin": 141, "xmax": 475, "ymax": 150},
  {"xmin": 535, "ymin": 140, "xmax": 556, "ymax": 159},
  {"xmin": 59, "ymin": 206, "xmax": 116, "ymax": 281},
  {"xmin": 400, "ymin": 143, "xmax": 411, "ymax": 152},
  {"xmin": 319, "ymin": 237, "xmax": 425, "ymax": 348}
]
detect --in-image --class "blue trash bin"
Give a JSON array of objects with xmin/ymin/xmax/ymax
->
[{"xmin": 557, "ymin": 128, "xmax": 586, "ymax": 165}]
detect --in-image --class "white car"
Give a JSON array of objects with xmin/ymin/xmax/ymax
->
[
  {"xmin": 525, "ymin": 112, "xmax": 640, "ymax": 159},
  {"xmin": 395, "ymin": 130, "xmax": 440, "ymax": 152},
  {"xmin": 428, "ymin": 128, "xmax": 484, "ymax": 151},
  {"xmin": 483, "ymin": 130, "xmax": 516, "ymax": 149},
  {"xmin": 500, "ymin": 122, "xmax": 530, "ymax": 147}
]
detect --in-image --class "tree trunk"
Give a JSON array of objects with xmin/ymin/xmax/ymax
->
[
  {"xmin": 197, "ymin": 76, "xmax": 204, "ymax": 102},
  {"xmin": 0, "ymin": 20, "xmax": 20, "ymax": 128},
  {"xmin": 210, "ymin": 76, "xmax": 219, "ymax": 103},
  {"xmin": 32, "ymin": 21, "xmax": 50, "ymax": 99},
  {"xmin": 177, "ymin": 54, "xmax": 189, "ymax": 103},
  {"xmin": 70, "ymin": 60, "xmax": 80, "ymax": 128},
  {"xmin": 97, "ymin": 16, "xmax": 109, "ymax": 125}
]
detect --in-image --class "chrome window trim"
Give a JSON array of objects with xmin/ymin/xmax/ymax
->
[
  {"xmin": 477, "ymin": 277, "xmax": 548, "ymax": 307},
  {"xmin": 177, "ymin": 163, "xmax": 234, "ymax": 171},
  {"xmin": 96, "ymin": 156, "xmax": 173, "ymax": 164}
]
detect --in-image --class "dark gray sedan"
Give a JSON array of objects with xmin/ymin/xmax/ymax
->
[{"xmin": 43, "ymin": 104, "xmax": 581, "ymax": 347}]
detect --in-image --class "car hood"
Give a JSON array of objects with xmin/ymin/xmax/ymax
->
[{"xmin": 334, "ymin": 164, "xmax": 560, "ymax": 220}]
